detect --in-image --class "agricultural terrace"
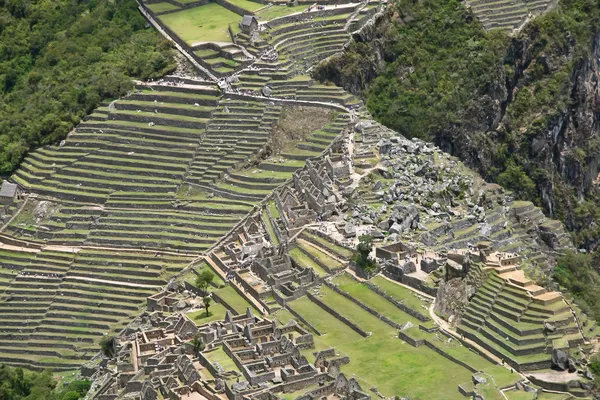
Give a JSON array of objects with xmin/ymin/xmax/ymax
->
[
  {"xmin": 281, "ymin": 274, "xmax": 519, "ymax": 399},
  {"xmin": 159, "ymin": 3, "xmax": 241, "ymax": 44}
]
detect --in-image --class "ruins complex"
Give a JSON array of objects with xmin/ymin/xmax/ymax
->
[{"xmin": 0, "ymin": 0, "xmax": 592, "ymax": 398}]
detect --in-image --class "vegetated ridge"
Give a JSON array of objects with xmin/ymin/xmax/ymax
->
[
  {"xmin": 0, "ymin": 0, "xmax": 176, "ymax": 175},
  {"xmin": 314, "ymin": 0, "xmax": 600, "ymax": 252}
]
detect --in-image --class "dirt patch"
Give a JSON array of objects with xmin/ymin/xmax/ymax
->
[{"xmin": 269, "ymin": 106, "xmax": 333, "ymax": 155}]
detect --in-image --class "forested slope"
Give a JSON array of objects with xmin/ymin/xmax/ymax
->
[
  {"xmin": 0, "ymin": 0, "xmax": 175, "ymax": 174},
  {"xmin": 315, "ymin": 0, "xmax": 600, "ymax": 250}
]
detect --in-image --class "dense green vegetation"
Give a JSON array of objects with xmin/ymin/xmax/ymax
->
[
  {"xmin": 553, "ymin": 252, "xmax": 600, "ymax": 323},
  {"xmin": 0, "ymin": 365, "xmax": 90, "ymax": 400},
  {"xmin": 315, "ymin": 0, "xmax": 600, "ymax": 250},
  {"xmin": 0, "ymin": 0, "xmax": 175, "ymax": 174},
  {"xmin": 354, "ymin": 234, "xmax": 377, "ymax": 274},
  {"xmin": 366, "ymin": 0, "xmax": 508, "ymax": 141}
]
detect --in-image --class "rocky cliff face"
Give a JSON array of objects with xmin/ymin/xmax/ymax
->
[
  {"xmin": 443, "ymin": 30, "xmax": 600, "ymax": 225},
  {"xmin": 315, "ymin": 7, "xmax": 600, "ymax": 249}
]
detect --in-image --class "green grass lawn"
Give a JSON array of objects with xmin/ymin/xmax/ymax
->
[
  {"xmin": 332, "ymin": 273, "xmax": 422, "ymax": 326},
  {"xmin": 369, "ymin": 275, "xmax": 431, "ymax": 314},
  {"xmin": 147, "ymin": 2, "xmax": 181, "ymax": 13},
  {"xmin": 255, "ymin": 4, "xmax": 307, "ymax": 20},
  {"xmin": 289, "ymin": 247, "xmax": 328, "ymax": 277},
  {"xmin": 504, "ymin": 390, "xmax": 536, "ymax": 400},
  {"xmin": 289, "ymin": 294, "xmax": 476, "ymax": 399},
  {"xmin": 262, "ymin": 211, "xmax": 279, "ymax": 245},
  {"xmin": 203, "ymin": 346, "xmax": 241, "ymax": 373},
  {"xmin": 186, "ymin": 302, "xmax": 228, "ymax": 325},
  {"xmin": 223, "ymin": 0, "xmax": 263, "ymax": 12},
  {"xmin": 302, "ymin": 231, "xmax": 353, "ymax": 258},
  {"xmin": 267, "ymin": 201, "xmax": 281, "ymax": 218},
  {"xmin": 213, "ymin": 285, "xmax": 260, "ymax": 315},
  {"xmin": 159, "ymin": 3, "xmax": 241, "ymax": 44},
  {"xmin": 298, "ymin": 241, "xmax": 343, "ymax": 269}
]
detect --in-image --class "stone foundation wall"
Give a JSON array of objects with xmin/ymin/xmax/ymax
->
[
  {"xmin": 323, "ymin": 281, "xmax": 404, "ymax": 330},
  {"xmin": 215, "ymin": 0, "xmax": 252, "ymax": 15},
  {"xmin": 266, "ymin": 5, "xmax": 356, "ymax": 28},
  {"xmin": 285, "ymin": 304, "xmax": 322, "ymax": 336},
  {"xmin": 306, "ymin": 292, "xmax": 369, "ymax": 337}
]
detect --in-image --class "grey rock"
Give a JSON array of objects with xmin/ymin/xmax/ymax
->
[
  {"xmin": 551, "ymin": 349, "xmax": 569, "ymax": 371},
  {"xmin": 544, "ymin": 322, "xmax": 556, "ymax": 333},
  {"xmin": 472, "ymin": 375, "xmax": 487, "ymax": 385},
  {"xmin": 421, "ymin": 258, "xmax": 439, "ymax": 273},
  {"xmin": 568, "ymin": 357, "xmax": 577, "ymax": 373},
  {"xmin": 261, "ymin": 86, "xmax": 272, "ymax": 97},
  {"xmin": 389, "ymin": 222, "xmax": 403, "ymax": 235},
  {"xmin": 369, "ymin": 228, "xmax": 384, "ymax": 239},
  {"xmin": 399, "ymin": 321, "xmax": 414, "ymax": 331},
  {"xmin": 344, "ymin": 223, "xmax": 357, "ymax": 238},
  {"xmin": 377, "ymin": 220, "xmax": 391, "ymax": 231}
]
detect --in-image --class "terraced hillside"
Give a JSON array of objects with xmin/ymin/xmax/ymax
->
[
  {"xmin": 458, "ymin": 257, "xmax": 596, "ymax": 374},
  {"xmin": 0, "ymin": 2, "xmax": 593, "ymax": 398},
  {"xmin": 465, "ymin": 0, "xmax": 554, "ymax": 31},
  {"xmin": 0, "ymin": 248, "xmax": 192, "ymax": 370}
]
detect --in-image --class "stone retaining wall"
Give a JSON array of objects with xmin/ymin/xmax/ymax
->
[
  {"xmin": 306, "ymin": 292, "xmax": 369, "ymax": 337},
  {"xmin": 388, "ymin": 272, "xmax": 438, "ymax": 297},
  {"xmin": 215, "ymin": 0, "xmax": 252, "ymax": 16},
  {"xmin": 323, "ymin": 281, "xmax": 404, "ymax": 330},
  {"xmin": 266, "ymin": 6, "xmax": 356, "ymax": 28},
  {"xmin": 303, "ymin": 229, "xmax": 353, "ymax": 260},
  {"xmin": 363, "ymin": 280, "xmax": 430, "ymax": 321}
]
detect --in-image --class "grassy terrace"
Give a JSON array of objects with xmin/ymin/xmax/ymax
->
[
  {"xmin": 297, "ymin": 240, "xmax": 343, "ymax": 270},
  {"xmin": 289, "ymin": 289, "xmax": 506, "ymax": 399},
  {"xmin": 223, "ymin": 0, "xmax": 264, "ymax": 12},
  {"xmin": 289, "ymin": 247, "xmax": 328, "ymax": 277},
  {"xmin": 369, "ymin": 275, "xmax": 431, "ymax": 314},
  {"xmin": 147, "ymin": 2, "xmax": 181, "ymax": 13},
  {"xmin": 212, "ymin": 285, "xmax": 260, "ymax": 315},
  {"xmin": 204, "ymin": 346, "xmax": 241, "ymax": 373},
  {"xmin": 255, "ymin": 4, "xmax": 307, "ymax": 20},
  {"xmin": 262, "ymin": 210, "xmax": 279, "ymax": 245},
  {"xmin": 301, "ymin": 231, "xmax": 353, "ymax": 258},
  {"xmin": 332, "ymin": 273, "xmax": 422, "ymax": 326},
  {"xmin": 0, "ymin": 249, "xmax": 196, "ymax": 369},
  {"xmin": 159, "ymin": 3, "xmax": 241, "ymax": 44}
]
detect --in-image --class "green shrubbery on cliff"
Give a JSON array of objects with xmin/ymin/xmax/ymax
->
[
  {"xmin": 315, "ymin": 0, "xmax": 600, "ymax": 249},
  {"xmin": 0, "ymin": 0, "xmax": 175, "ymax": 174},
  {"xmin": 364, "ymin": 0, "xmax": 508, "ymax": 140}
]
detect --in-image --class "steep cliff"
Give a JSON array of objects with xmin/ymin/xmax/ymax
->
[{"xmin": 314, "ymin": 0, "xmax": 600, "ymax": 249}]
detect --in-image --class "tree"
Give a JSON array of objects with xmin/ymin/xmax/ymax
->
[
  {"xmin": 497, "ymin": 160, "xmax": 537, "ymax": 201},
  {"xmin": 195, "ymin": 269, "xmax": 215, "ymax": 293},
  {"xmin": 554, "ymin": 251, "xmax": 600, "ymax": 322},
  {"xmin": 100, "ymin": 336, "xmax": 117, "ymax": 358},
  {"xmin": 190, "ymin": 333, "xmax": 205, "ymax": 354},
  {"xmin": 354, "ymin": 235, "xmax": 377, "ymax": 274},
  {"xmin": 203, "ymin": 295, "xmax": 212, "ymax": 317}
]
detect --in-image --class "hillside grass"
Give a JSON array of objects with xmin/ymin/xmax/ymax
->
[{"xmin": 159, "ymin": 3, "xmax": 241, "ymax": 43}]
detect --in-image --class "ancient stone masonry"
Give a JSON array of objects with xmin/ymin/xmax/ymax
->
[
  {"xmin": 2, "ymin": 0, "xmax": 599, "ymax": 397},
  {"xmin": 86, "ymin": 297, "xmax": 367, "ymax": 400}
]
